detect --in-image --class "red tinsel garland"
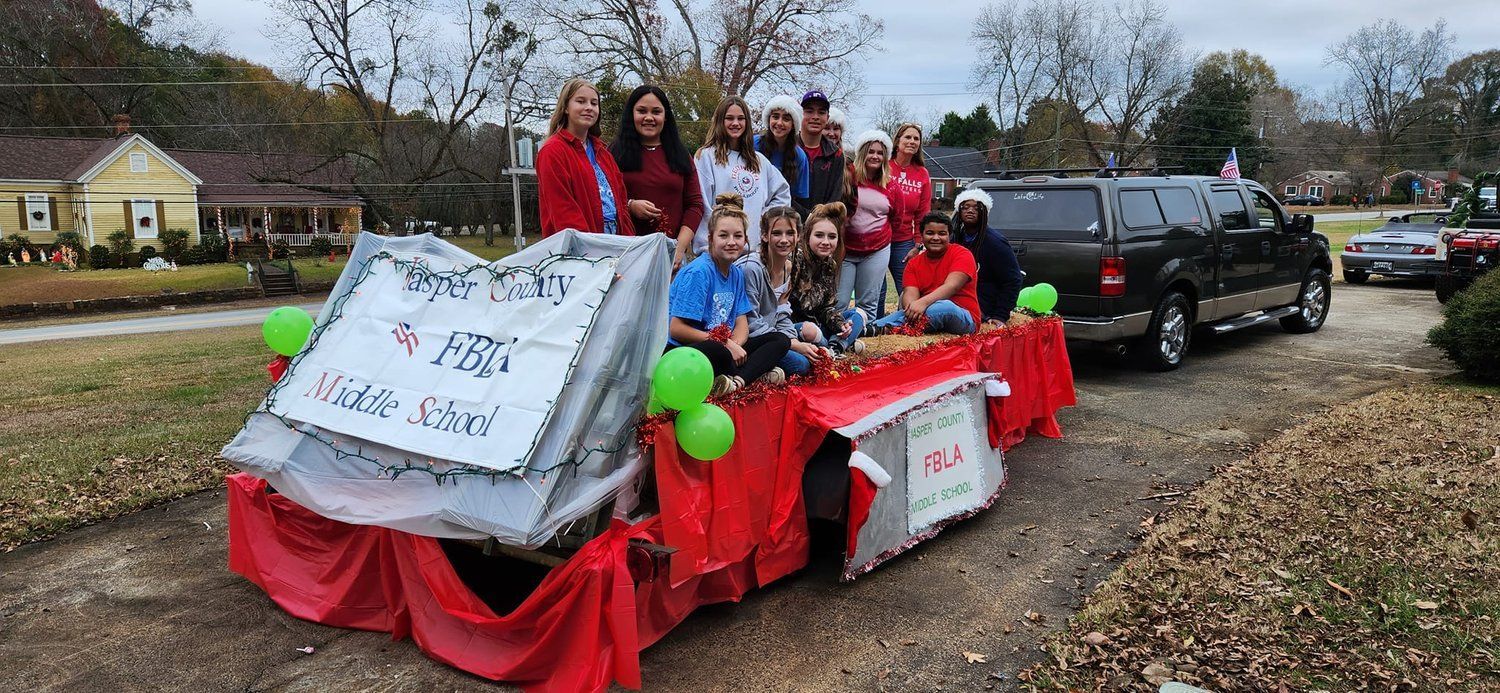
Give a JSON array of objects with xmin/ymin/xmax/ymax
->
[
  {"xmin": 636, "ymin": 317, "xmax": 1060, "ymax": 451},
  {"xmin": 706, "ymin": 324, "xmax": 733, "ymax": 343},
  {"xmin": 653, "ymin": 214, "xmax": 674, "ymax": 236},
  {"xmin": 887, "ymin": 314, "xmax": 930, "ymax": 337}
]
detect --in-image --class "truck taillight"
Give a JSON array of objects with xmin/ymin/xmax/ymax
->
[{"xmin": 1100, "ymin": 256, "xmax": 1126, "ymax": 297}]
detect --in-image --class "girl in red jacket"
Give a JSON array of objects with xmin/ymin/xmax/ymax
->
[
  {"xmin": 537, "ymin": 78, "xmax": 634, "ymax": 237},
  {"xmin": 884, "ymin": 122, "xmax": 931, "ymax": 313}
]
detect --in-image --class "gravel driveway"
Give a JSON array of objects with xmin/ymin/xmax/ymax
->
[{"xmin": 0, "ymin": 283, "xmax": 1448, "ymax": 692}]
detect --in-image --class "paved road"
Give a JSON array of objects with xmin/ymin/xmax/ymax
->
[
  {"xmin": 0, "ymin": 301, "xmax": 325, "ymax": 344},
  {"xmin": 0, "ymin": 283, "xmax": 1449, "ymax": 692}
]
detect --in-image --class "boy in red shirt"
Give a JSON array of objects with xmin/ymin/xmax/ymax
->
[{"xmin": 869, "ymin": 213, "xmax": 979, "ymax": 335}]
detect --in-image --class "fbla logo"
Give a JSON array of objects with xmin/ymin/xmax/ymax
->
[{"xmin": 392, "ymin": 322, "xmax": 420, "ymax": 356}]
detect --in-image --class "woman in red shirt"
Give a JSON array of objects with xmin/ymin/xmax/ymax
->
[
  {"xmin": 610, "ymin": 85, "xmax": 703, "ymax": 269},
  {"xmin": 884, "ymin": 123, "xmax": 931, "ymax": 314},
  {"xmin": 537, "ymin": 78, "xmax": 634, "ymax": 237}
]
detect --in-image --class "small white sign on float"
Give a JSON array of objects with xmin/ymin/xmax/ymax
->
[
  {"xmin": 268, "ymin": 250, "xmax": 616, "ymax": 472},
  {"xmin": 905, "ymin": 397, "xmax": 986, "ymax": 534}
]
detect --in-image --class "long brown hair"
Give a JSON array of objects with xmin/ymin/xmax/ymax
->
[
  {"xmin": 848, "ymin": 138, "xmax": 890, "ymax": 195},
  {"xmin": 699, "ymin": 96, "xmax": 759, "ymax": 172},
  {"xmin": 547, "ymin": 78, "xmax": 601, "ymax": 138},
  {"xmin": 759, "ymin": 205, "xmax": 801, "ymax": 258},
  {"xmin": 893, "ymin": 123, "xmax": 925, "ymax": 166},
  {"xmin": 801, "ymin": 201, "xmax": 848, "ymax": 265}
]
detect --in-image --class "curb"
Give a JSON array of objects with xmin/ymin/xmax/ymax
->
[{"xmin": 1, "ymin": 281, "xmax": 336, "ymax": 321}]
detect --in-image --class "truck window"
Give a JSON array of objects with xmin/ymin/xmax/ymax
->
[
  {"xmin": 1120, "ymin": 190, "xmax": 1164, "ymax": 228},
  {"xmin": 1248, "ymin": 189, "xmax": 1283, "ymax": 231},
  {"xmin": 990, "ymin": 188, "xmax": 1103, "ymax": 241},
  {"xmin": 1211, "ymin": 189, "xmax": 1252, "ymax": 230},
  {"xmin": 1155, "ymin": 188, "xmax": 1204, "ymax": 225}
]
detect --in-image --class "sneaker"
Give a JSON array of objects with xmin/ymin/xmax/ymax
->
[
  {"xmin": 850, "ymin": 339, "xmax": 867, "ymax": 355},
  {"xmin": 760, "ymin": 367, "xmax": 786, "ymax": 385},
  {"xmin": 860, "ymin": 322, "xmax": 879, "ymax": 338},
  {"xmin": 710, "ymin": 374, "xmax": 739, "ymax": 397}
]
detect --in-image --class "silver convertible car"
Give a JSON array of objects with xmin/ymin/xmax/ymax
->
[{"xmin": 1341, "ymin": 212, "xmax": 1447, "ymax": 284}]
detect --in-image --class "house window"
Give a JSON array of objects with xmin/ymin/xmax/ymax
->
[
  {"xmin": 129, "ymin": 152, "xmax": 148, "ymax": 173},
  {"xmin": 1285, "ymin": 185, "xmax": 1297, "ymax": 196},
  {"xmin": 1309, "ymin": 185, "xmax": 1324, "ymax": 199},
  {"xmin": 132, "ymin": 199, "xmax": 158, "ymax": 239},
  {"xmin": 934, "ymin": 181, "xmax": 948, "ymax": 198},
  {"xmin": 26, "ymin": 194, "xmax": 51, "ymax": 231}
]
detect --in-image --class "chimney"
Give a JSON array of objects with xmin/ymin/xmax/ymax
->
[
  {"xmin": 112, "ymin": 114, "xmax": 131, "ymax": 136},
  {"xmin": 983, "ymin": 138, "xmax": 1002, "ymax": 167},
  {"xmin": 1448, "ymin": 167, "xmax": 1459, "ymax": 185}
]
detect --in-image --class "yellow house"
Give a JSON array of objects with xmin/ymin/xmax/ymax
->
[{"xmin": 0, "ymin": 127, "xmax": 360, "ymax": 249}]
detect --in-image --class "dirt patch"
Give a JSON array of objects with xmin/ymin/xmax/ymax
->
[{"xmin": 1020, "ymin": 382, "xmax": 1500, "ymax": 690}]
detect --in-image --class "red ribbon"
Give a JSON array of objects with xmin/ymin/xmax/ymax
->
[{"xmin": 267, "ymin": 355, "xmax": 290, "ymax": 382}]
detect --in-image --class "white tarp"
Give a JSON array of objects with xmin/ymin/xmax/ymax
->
[
  {"xmin": 268, "ymin": 252, "xmax": 616, "ymax": 470},
  {"xmin": 222, "ymin": 230, "xmax": 674, "ymax": 546}
]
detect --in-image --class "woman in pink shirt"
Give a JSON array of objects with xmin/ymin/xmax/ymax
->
[
  {"xmin": 884, "ymin": 123, "xmax": 931, "ymax": 314},
  {"xmin": 838, "ymin": 130, "xmax": 895, "ymax": 319}
]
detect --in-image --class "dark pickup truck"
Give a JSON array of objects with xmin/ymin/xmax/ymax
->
[{"xmin": 970, "ymin": 172, "xmax": 1334, "ymax": 370}]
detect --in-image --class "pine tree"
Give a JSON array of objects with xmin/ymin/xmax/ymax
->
[{"xmin": 1150, "ymin": 63, "xmax": 1269, "ymax": 177}]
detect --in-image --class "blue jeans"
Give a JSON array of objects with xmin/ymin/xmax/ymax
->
[
  {"xmin": 795, "ymin": 309, "xmax": 864, "ymax": 351},
  {"xmin": 779, "ymin": 349, "xmax": 811, "ymax": 375},
  {"xmin": 872, "ymin": 300, "xmax": 976, "ymax": 335},
  {"xmin": 878, "ymin": 239, "xmax": 916, "ymax": 318}
]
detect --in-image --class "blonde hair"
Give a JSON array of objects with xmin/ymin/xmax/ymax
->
[
  {"xmin": 700, "ymin": 96, "xmax": 759, "ymax": 172},
  {"xmin": 801, "ymin": 201, "xmax": 848, "ymax": 264},
  {"xmin": 547, "ymin": 78, "xmax": 602, "ymax": 138},
  {"xmin": 893, "ymin": 123, "xmax": 925, "ymax": 166},
  {"xmin": 708, "ymin": 193, "xmax": 749, "ymax": 236},
  {"xmin": 849, "ymin": 138, "xmax": 891, "ymax": 191}
]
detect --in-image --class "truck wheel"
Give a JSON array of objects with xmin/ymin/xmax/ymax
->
[
  {"xmin": 1434, "ymin": 274, "xmax": 1466, "ymax": 304},
  {"xmin": 1342, "ymin": 269, "xmax": 1368, "ymax": 284},
  {"xmin": 1281, "ymin": 268, "xmax": 1331, "ymax": 334},
  {"xmin": 1135, "ymin": 291, "xmax": 1191, "ymax": 371}
]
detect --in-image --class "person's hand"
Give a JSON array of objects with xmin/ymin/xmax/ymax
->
[
  {"xmin": 904, "ymin": 245, "xmax": 920, "ymax": 263},
  {"xmin": 726, "ymin": 340, "xmax": 748, "ymax": 365},
  {"xmin": 672, "ymin": 246, "xmax": 686, "ymax": 271},
  {"xmin": 792, "ymin": 340, "xmax": 821, "ymax": 358},
  {"xmin": 904, "ymin": 298, "xmax": 926, "ymax": 322},
  {"xmin": 837, "ymin": 320, "xmax": 853, "ymax": 340},
  {"xmin": 629, "ymin": 199, "xmax": 662, "ymax": 220}
]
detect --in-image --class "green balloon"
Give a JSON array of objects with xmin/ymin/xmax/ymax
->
[
  {"xmin": 675, "ymin": 403, "xmax": 735, "ymax": 461},
  {"xmin": 263, "ymin": 306, "xmax": 314, "ymax": 356},
  {"xmin": 1030, "ymin": 282, "xmax": 1059, "ymax": 313},
  {"xmin": 1016, "ymin": 286, "xmax": 1036, "ymax": 311},
  {"xmin": 653, "ymin": 348, "xmax": 713, "ymax": 410}
]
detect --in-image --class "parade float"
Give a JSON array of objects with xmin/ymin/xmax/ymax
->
[{"xmin": 221, "ymin": 230, "xmax": 1075, "ymax": 692}]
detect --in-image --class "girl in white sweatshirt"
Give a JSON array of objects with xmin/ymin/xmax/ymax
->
[{"xmin": 692, "ymin": 96, "xmax": 792, "ymax": 255}]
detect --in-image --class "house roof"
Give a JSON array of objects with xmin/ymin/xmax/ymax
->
[
  {"xmin": 0, "ymin": 133, "xmax": 359, "ymax": 206},
  {"xmin": 1281, "ymin": 170, "xmax": 1354, "ymax": 186},
  {"xmin": 1397, "ymin": 169, "xmax": 1475, "ymax": 186},
  {"xmin": 924, "ymin": 146, "xmax": 991, "ymax": 181}
]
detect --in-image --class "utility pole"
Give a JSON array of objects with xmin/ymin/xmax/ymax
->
[
  {"xmin": 504, "ymin": 88, "xmax": 526, "ymax": 251},
  {"xmin": 1052, "ymin": 103, "xmax": 1061, "ymax": 169}
]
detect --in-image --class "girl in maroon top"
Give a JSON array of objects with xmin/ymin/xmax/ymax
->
[
  {"xmin": 610, "ymin": 85, "xmax": 704, "ymax": 270},
  {"xmin": 537, "ymin": 78, "xmax": 634, "ymax": 237},
  {"xmin": 884, "ymin": 122, "xmax": 931, "ymax": 314}
]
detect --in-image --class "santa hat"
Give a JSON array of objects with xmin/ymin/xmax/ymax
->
[
  {"xmin": 826, "ymin": 106, "xmax": 847, "ymax": 128},
  {"xmin": 853, "ymin": 129, "xmax": 892, "ymax": 154},
  {"xmin": 954, "ymin": 187, "xmax": 994, "ymax": 211},
  {"xmin": 761, "ymin": 95, "xmax": 803, "ymax": 131}
]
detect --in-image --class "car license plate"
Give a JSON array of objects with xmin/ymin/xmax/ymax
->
[{"xmin": 1372, "ymin": 261, "xmax": 1393, "ymax": 271}]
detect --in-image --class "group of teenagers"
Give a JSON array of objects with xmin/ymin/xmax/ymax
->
[{"xmin": 536, "ymin": 78, "xmax": 1024, "ymax": 395}]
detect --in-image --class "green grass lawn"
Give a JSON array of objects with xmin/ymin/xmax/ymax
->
[
  {"xmin": 1316, "ymin": 219, "xmax": 1385, "ymax": 256},
  {"xmin": 0, "ymin": 326, "xmax": 268, "ymax": 547}
]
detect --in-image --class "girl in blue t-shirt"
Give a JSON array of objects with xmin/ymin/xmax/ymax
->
[{"xmin": 668, "ymin": 193, "xmax": 792, "ymax": 395}]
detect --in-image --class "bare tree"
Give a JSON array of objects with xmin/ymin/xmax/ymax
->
[
  {"xmin": 1081, "ymin": 0, "xmax": 1189, "ymax": 165},
  {"xmin": 1325, "ymin": 19, "xmax": 1455, "ymax": 163},
  {"xmin": 969, "ymin": 0, "xmax": 1053, "ymax": 133},
  {"xmin": 270, "ymin": 0, "xmax": 540, "ymax": 221},
  {"xmin": 543, "ymin": 0, "xmax": 881, "ymax": 99},
  {"xmin": 869, "ymin": 97, "xmax": 914, "ymax": 136}
]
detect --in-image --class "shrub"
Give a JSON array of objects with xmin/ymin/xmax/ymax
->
[
  {"xmin": 54, "ymin": 231, "xmax": 85, "ymax": 255},
  {"xmin": 106, "ymin": 230, "xmax": 134, "ymax": 267},
  {"xmin": 196, "ymin": 232, "xmax": 227, "ymax": 263},
  {"xmin": 89, "ymin": 244, "xmax": 111, "ymax": 270},
  {"xmin": 270, "ymin": 239, "xmax": 292, "ymax": 259},
  {"xmin": 1428, "ymin": 270, "xmax": 1500, "ymax": 383},
  {"xmin": 3, "ymin": 233, "xmax": 27, "ymax": 259},
  {"xmin": 160, "ymin": 228, "xmax": 190, "ymax": 260},
  {"xmin": 307, "ymin": 235, "xmax": 334, "ymax": 257},
  {"xmin": 139, "ymin": 245, "xmax": 158, "ymax": 262}
]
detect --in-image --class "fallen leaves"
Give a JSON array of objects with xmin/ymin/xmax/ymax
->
[
  {"xmin": 1413, "ymin": 600, "xmax": 1439, "ymax": 611},
  {"xmin": 1325, "ymin": 578, "xmax": 1355, "ymax": 600},
  {"xmin": 962, "ymin": 651, "xmax": 988, "ymax": 664}
]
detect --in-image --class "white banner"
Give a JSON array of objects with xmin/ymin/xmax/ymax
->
[
  {"xmin": 906, "ymin": 397, "xmax": 985, "ymax": 533},
  {"xmin": 268, "ymin": 251, "xmax": 616, "ymax": 471}
]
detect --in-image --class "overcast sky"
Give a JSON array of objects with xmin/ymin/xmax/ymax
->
[{"xmin": 193, "ymin": 0, "xmax": 1498, "ymax": 132}]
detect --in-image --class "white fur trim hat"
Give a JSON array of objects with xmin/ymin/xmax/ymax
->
[
  {"xmin": 826, "ymin": 106, "xmax": 847, "ymax": 128},
  {"xmin": 762, "ymin": 95, "xmax": 803, "ymax": 131},
  {"xmin": 954, "ymin": 187, "xmax": 994, "ymax": 211},
  {"xmin": 853, "ymin": 129, "xmax": 892, "ymax": 154}
]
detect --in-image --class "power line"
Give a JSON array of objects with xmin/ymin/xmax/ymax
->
[{"xmin": 0, "ymin": 80, "xmax": 289, "ymax": 88}]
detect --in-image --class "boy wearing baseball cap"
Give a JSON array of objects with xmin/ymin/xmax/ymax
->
[{"xmin": 796, "ymin": 89, "xmax": 845, "ymax": 218}]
